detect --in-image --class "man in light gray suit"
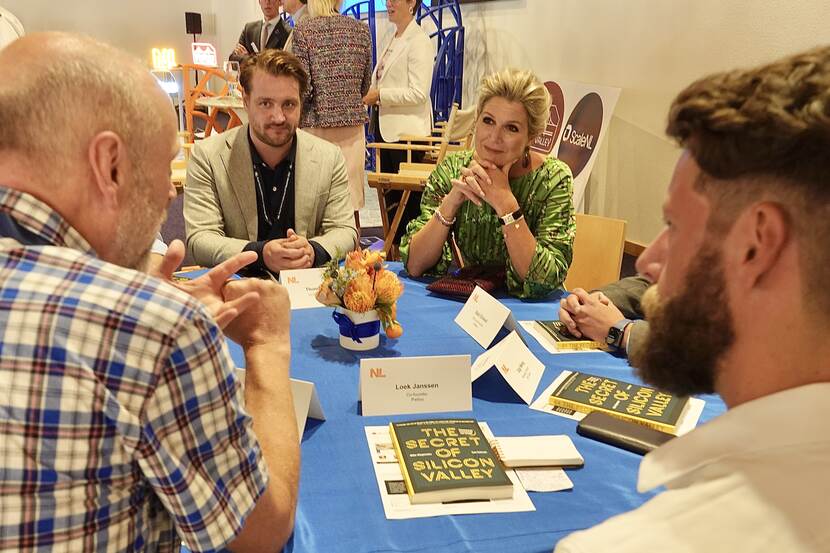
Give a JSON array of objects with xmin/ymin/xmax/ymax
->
[{"xmin": 184, "ymin": 50, "xmax": 357, "ymax": 275}]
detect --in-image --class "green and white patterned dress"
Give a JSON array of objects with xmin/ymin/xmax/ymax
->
[{"xmin": 400, "ymin": 150, "xmax": 576, "ymax": 299}]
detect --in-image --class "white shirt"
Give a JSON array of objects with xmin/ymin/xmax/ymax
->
[
  {"xmin": 261, "ymin": 16, "xmax": 281, "ymax": 48},
  {"xmin": 0, "ymin": 7, "xmax": 24, "ymax": 49},
  {"xmin": 555, "ymin": 383, "xmax": 830, "ymax": 553},
  {"xmin": 375, "ymin": 36, "xmax": 401, "ymax": 81},
  {"xmin": 151, "ymin": 233, "xmax": 168, "ymax": 256}
]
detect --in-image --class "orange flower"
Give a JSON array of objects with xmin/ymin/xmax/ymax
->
[
  {"xmin": 343, "ymin": 273, "xmax": 376, "ymax": 312},
  {"xmin": 385, "ymin": 322, "xmax": 403, "ymax": 339},
  {"xmin": 374, "ymin": 270, "xmax": 403, "ymax": 305},
  {"xmin": 364, "ymin": 251, "xmax": 384, "ymax": 272},
  {"xmin": 345, "ymin": 249, "xmax": 385, "ymax": 274},
  {"xmin": 344, "ymin": 250, "xmax": 365, "ymax": 272}
]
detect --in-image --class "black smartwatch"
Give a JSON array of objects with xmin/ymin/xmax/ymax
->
[{"xmin": 606, "ymin": 319, "xmax": 633, "ymax": 352}]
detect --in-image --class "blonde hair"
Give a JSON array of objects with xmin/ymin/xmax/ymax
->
[
  {"xmin": 476, "ymin": 68, "xmax": 551, "ymax": 139},
  {"xmin": 308, "ymin": 0, "xmax": 339, "ymax": 17}
]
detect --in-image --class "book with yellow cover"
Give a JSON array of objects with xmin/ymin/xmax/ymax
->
[
  {"xmin": 536, "ymin": 321, "xmax": 608, "ymax": 351},
  {"xmin": 389, "ymin": 419, "xmax": 513, "ymax": 504},
  {"xmin": 548, "ymin": 371, "xmax": 689, "ymax": 434}
]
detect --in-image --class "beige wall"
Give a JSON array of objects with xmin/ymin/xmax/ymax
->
[
  {"xmin": 460, "ymin": 0, "xmax": 830, "ymax": 244},
  {"xmin": 8, "ymin": 0, "xmax": 830, "ymax": 244},
  {"xmin": 3, "ymin": 0, "xmax": 219, "ymax": 68}
]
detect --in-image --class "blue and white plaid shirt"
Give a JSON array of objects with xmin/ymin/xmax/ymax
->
[{"xmin": 0, "ymin": 188, "xmax": 268, "ymax": 552}]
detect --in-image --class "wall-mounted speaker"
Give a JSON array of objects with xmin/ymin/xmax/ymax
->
[{"xmin": 185, "ymin": 12, "xmax": 202, "ymax": 35}]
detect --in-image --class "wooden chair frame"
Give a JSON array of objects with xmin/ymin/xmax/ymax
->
[
  {"xmin": 180, "ymin": 64, "xmax": 242, "ymax": 143},
  {"xmin": 366, "ymin": 103, "xmax": 476, "ymax": 260}
]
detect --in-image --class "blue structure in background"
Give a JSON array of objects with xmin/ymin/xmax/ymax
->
[{"xmin": 417, "ymin": 0, "xmax": 464, "ymax": 123}]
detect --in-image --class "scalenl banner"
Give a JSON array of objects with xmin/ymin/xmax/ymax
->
[{"xmin": 530, "ymin": 80, "xmax": 620, "ymax": 210}]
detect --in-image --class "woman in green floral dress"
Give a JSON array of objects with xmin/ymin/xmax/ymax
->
[{"xmin": 400, "ymin": 68, "xmax": 575, "ymax": 299}]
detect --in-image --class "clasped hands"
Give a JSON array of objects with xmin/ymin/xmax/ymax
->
[
  {"xmin": 149, "ymin": 239, "xmax": 290, "ymax": 345},
  {"xmin": 447, "ymin": 155, "xmax": 519, "ymax": 214},
  {"xmin": 558, "ymin": 288, "xmax": 625, "ymax": 342},
  {"xmin": 263, "ymin": 228, "xmax": 315, "ymax": 272}
]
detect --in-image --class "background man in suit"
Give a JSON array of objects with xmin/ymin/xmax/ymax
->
[
  {"xmin": 282, "ymin": 0, "xmax": 309, "ymax": 53},
  {"xmin": 230, "ymin": 0, "xmax": 291, "ymax": 63},
  {"xmin": 556, "ymin": 46, "xmax": 830, "ymax": 552},
  {"xmin": 185, "ymin": 49, "xmax": 357, "ymax": 275}
]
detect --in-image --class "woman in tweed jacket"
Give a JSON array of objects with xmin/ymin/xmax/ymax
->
[{"xmin": 292, "ymin": 0, "xmax": 372, "ymax": 218}]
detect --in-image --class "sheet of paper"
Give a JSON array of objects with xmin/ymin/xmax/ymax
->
[
  {"xmin": 470, "ymin": 331, "xmax": 545, "ymax": 404},
  {"xmin": 519, "ymin": 320, "xmax": 603, "ymax": 354},
  {"xmin": 515, "ymin": 468, "xmax": 574, "ymax": 493},
  {"xmin": 279, "ymin": 268, "xmax": 326, "ymax": 310},
  {"xmin": 530, "ymin": 370, "xmax": 705, "ymax": 435},
  {"xmin": 364, "ymin": 423, "xmax": 535, "ymax": 519},
  {"xmin": 454, "ymin": 286, "xmax": 512, "ymax": 348},
  {"xmin": 359, "ymin": 355, "xmax": 472, "ymax": 416}
]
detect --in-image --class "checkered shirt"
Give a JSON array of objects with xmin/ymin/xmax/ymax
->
[{"xmin": 0, "ymin": 188, "xmax": 268, "ymax": 552}]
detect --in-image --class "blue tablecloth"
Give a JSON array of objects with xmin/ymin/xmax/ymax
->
[{"xmin": 188, "ymin": 264, "xmax": 726, "ymax": 552}]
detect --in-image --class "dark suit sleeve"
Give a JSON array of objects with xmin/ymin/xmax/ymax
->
[
  {"xmin": 626, "ymin": 320, "xmax": 649, "ymax": 357},
  {"xmin": 595, "ymin": 276, "xmax": 651, "ymax": 320},
  {"xmin": 229, "ymin": 24, "xmax": 252, "ymax": 63}
]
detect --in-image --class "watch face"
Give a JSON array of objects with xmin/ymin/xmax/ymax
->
[{"xmin": 606, "ymin": 328, "xmax": 620, "ymax": 346}]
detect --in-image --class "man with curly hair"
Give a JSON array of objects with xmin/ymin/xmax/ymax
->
[{"xmin": 556, "ymin": 46, "xmax": 830, "ymax": 552}]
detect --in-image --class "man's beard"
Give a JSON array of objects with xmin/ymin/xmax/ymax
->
[
  {"xmin": 629, "ymin": 244, "xmax": 735, "ymax": 397},
  {"xmin": 112, "ymin": 166, "xmax": 167, "ymax": 270},
  {"xmin": 252, "ymin": 119, "xmax": 295, "ymax": 148}
]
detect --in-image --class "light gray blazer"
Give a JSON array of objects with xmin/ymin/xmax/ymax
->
[{"xmin": 184, "ymin": 125, "xmax": 357, "ymax": 268}]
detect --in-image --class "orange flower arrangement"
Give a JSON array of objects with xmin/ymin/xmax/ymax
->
[{"xmin": 316, "ymin": 249, "xmax": 404, "ymax": 338}]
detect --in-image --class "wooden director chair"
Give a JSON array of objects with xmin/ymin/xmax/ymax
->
[
  {"xmin": 367, "ymin": 103, "xmax": 476, "ymax": 260},
  {"xmin": 181, "ymin": 64, "xmax": 243, "ymax": 143},
  {"xmin": 170, "ymin": 132, "xmax": 194, "ymax": 194},
  {"xmin": 563, "ymin": 213, "xmax": 627, "ymax": 291}
]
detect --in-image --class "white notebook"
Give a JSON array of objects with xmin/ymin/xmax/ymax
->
[{"xmin": 492, "ymin": 435, "xmax": 584, "ymax": 468}]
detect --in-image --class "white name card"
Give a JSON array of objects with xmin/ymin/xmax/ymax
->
[
  {"xmin": 454, "ymin": 285, "xmax": 519, "ymax": 348},
  {"xmin": 290, "ymin": 378, "xmax": 325, "ymax": 438},
  {"xmin": 471, "ymin": 331, "xmax": 545, "ymax": 404},
  {"xmin": 359, "ymin": 355, "xmax": 472, "ymax": 416},
  {"xmin": 279, "ymin": 268, "xmax": 325, "ymax": 310},
  {"xmin": 235, "ymin": 368, "xmax": 325, "ymax": 441}
]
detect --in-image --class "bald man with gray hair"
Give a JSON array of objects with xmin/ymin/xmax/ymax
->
[{"xmin": 0, "ymin": 32, "xmax": 299, "ymax": 552}]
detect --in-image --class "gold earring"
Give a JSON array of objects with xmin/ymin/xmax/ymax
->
[{"xmin": 522, "ymin": 147, "xmax": 530, "ymax": 168}]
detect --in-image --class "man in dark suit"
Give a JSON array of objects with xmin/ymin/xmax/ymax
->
[{"xmin": 230, "ymin": 0, "xmax": 291, "ymax": 63}]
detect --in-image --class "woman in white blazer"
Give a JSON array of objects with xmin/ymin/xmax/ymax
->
[{"xmin": 363, "ymin": 0, "xmax": 434, "ymax": 242}]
